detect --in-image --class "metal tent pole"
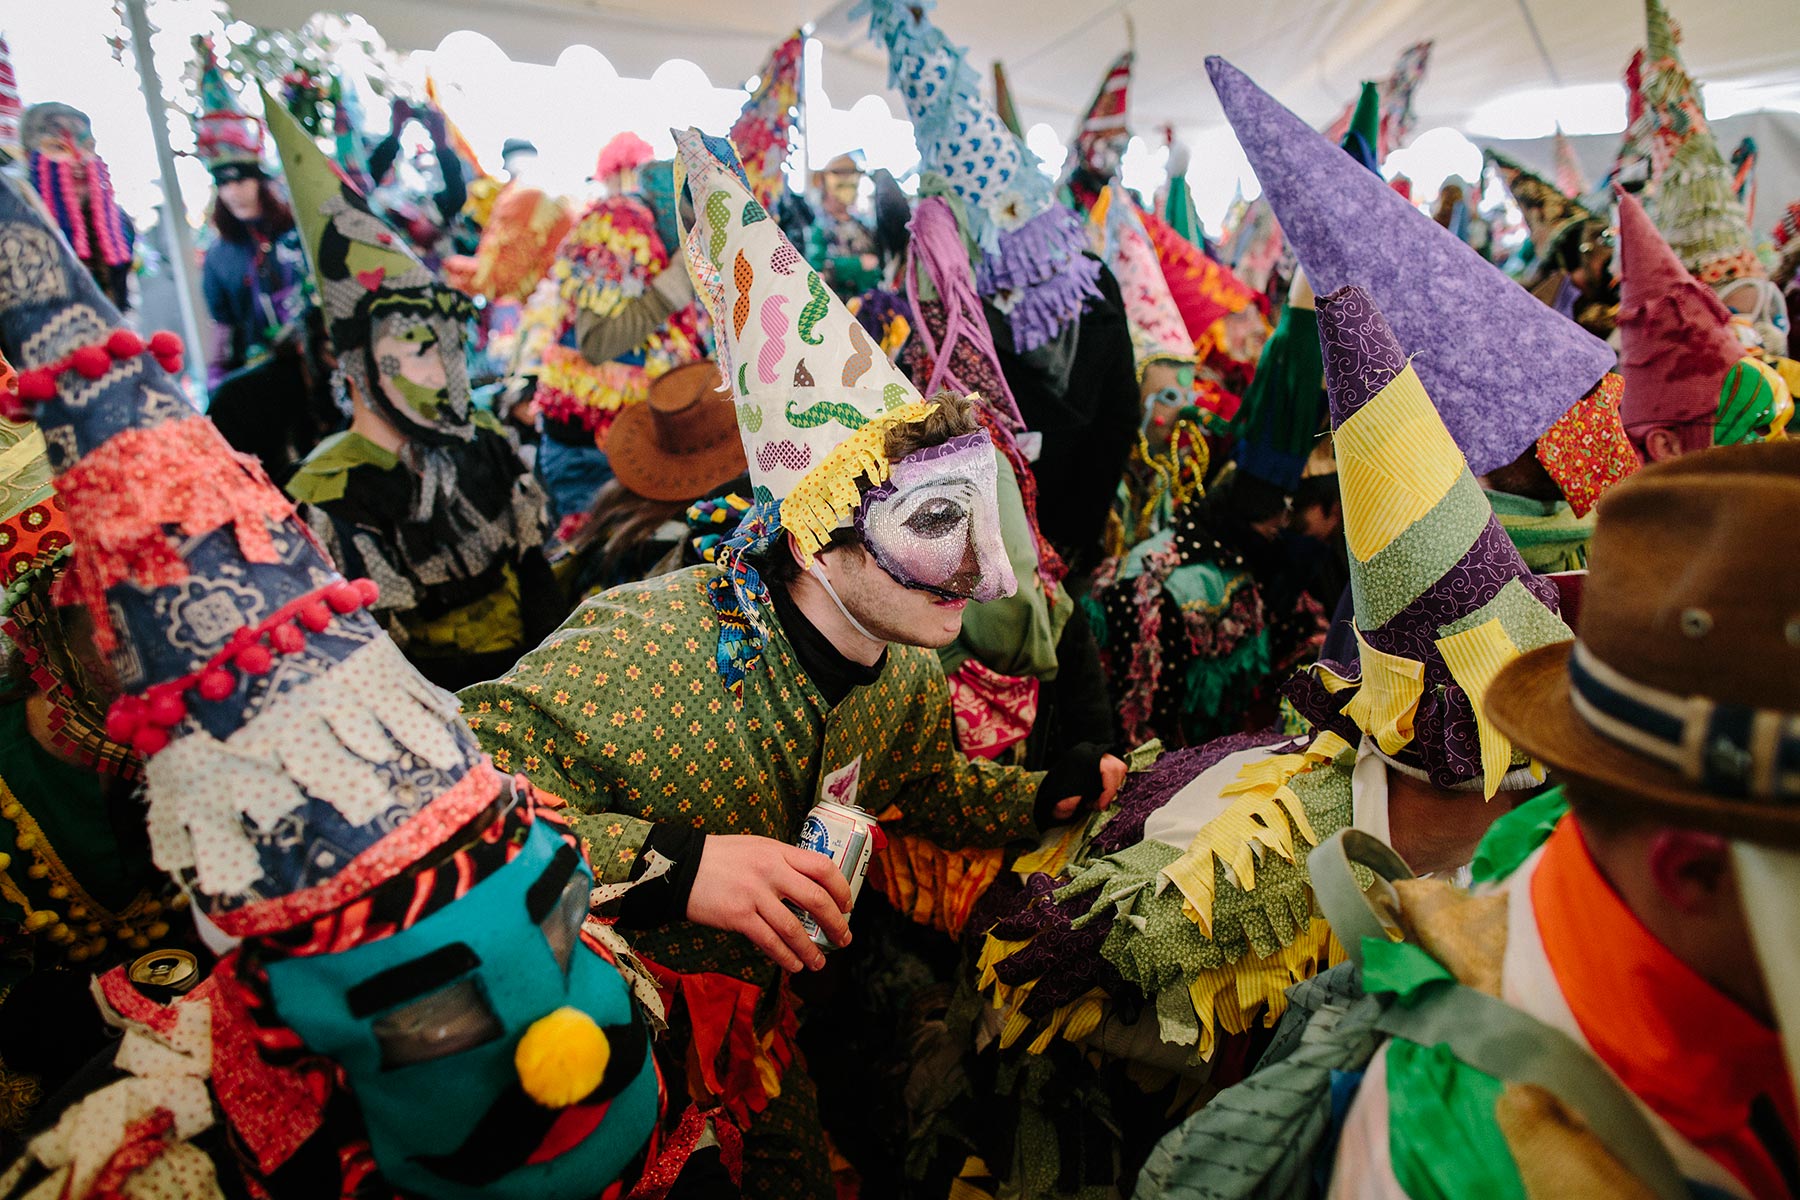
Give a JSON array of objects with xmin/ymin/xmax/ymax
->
[{"xmin": 122, "ymin": 0, "xmax": 209, "ymax": 403}]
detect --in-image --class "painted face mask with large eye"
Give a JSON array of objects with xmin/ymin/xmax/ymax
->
[
  {"xmin": 855, "ymin": 430, "xmax": 1016, "ymax": 603},
  {"xmin": 262, "ymin": 817, "xmax": 660, "ymax": 1200},
  {"xmin": 368, "ymin": 307, "xmax": 473, "ymax": 436}
]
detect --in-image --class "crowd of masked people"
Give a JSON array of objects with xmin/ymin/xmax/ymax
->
[{"xmin": 0, "ymin": 1, "xmax": 1798, "ymax": 1197}]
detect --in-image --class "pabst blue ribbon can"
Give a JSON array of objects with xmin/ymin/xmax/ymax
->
[{"xmin": 792, "ymin": 798, "xmax": 878, "ymax": 951}]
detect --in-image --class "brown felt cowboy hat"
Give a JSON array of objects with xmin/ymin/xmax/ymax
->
[
  {"xmin": 605, "ymin": 360, "xmax": 745, "ymax": 503},
  {"xmin": 1486, "ymin": 438, "xmax": 1800, "ymax": 846}
]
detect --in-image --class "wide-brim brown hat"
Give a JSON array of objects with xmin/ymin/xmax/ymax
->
[
  {"xmin": 606, "ymin": 360, "xmax": 746, "ymax": 502},
  {"xmin": 1487, "ymin": 438, "xmax": 1800, "ymax": 847}
]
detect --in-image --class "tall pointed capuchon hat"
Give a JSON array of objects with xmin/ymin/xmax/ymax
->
[
  {"xmin": 1294, "ymin": 285, "xmax": 1573, "ymax": 796},
  {"xmin": 991, "ymin": 60, "xmax": 1024, "ymax": 139},
  {"xmin": 1485, "ymin": 148, "xmax": 1593, "ymax": 253},
  {"xmin": 1089, "ymin": 182, "xmax": 1192, "ymax": 372},
  {"xmin": 672, "ymin": 127, "xmax": 961, "ymax": 686},
  {"xmin": 730, "ymin": 32, "xmax": 803, "ymax": 213},
  {"xmin": 1071, "ymin": 48, "xmax": 1133, "ymax": 183},
  {"xmin": 263, "ymin": 85, "xmax": 481, "ymax": 444},
  {"xmin": 1616, "ymin": 189, "xmax": 1788, "ymax": 445},
  {"xmin": 192, "ymin": 35, "xmax": 264, "ymax": 179},
  {"xmin": 1622, "ymin": 0, "xmax": 1763, "ymax": 286},
  {"xmin": 262, "ymin": 86, "xmax": 457, "ymax": 355},
  {"xmin": 858, "ymin": 0, "xmax": 1100, "ymax": 352},
  {"xmin": 0, "ymin": 173, "xmax": 504, "ymax": 939},
  {"xmin": 0, "ymin": 35, "xmax": 21, "ymax": 162},
  {"xmin": 1339, "ymin": 81, "xmax": 1381, "ymax": 174},
  {"xmin": 1208, "ymin": 55, "xmax": 1615, "ymax": 476}
]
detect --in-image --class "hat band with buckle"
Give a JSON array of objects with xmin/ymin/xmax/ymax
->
[{"xmin": 1568, "ymin": 642, "xmax": 1800, "ymax": 800}]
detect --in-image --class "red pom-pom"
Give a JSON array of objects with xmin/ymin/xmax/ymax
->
[
  {"xmin": 70, "ymin": 345, "xmax": 112, "ymax": 380},
  {"xmin": 326, "ymin": 582, "xmax": 362, "ymax": 614},
  {"xmin": 106, "ymin": 329, "xmax": 146, "ymax": 359},
  {"xmin": 0, "ymin": 394, "xmax": 28, "ymax": 422},
  {"xmin": 298, "ymin": 601, "xmax": 332, "ymax": 632},
  {"xmin": 235, "ymin": 644, "xmax": 273, "ymax": 675},
  {"xmin": 269, "ymin": 623, "xmax": 305, "ymax": 654},
  {"xmin": 17, "ymin": 370, "xmax": 56, "ymax": 402},
  {"xmin": 132, "ymin": 725, "xmax": 171, "ymax": 756},
  {"xmin": 154, "ymin": 353, "xmax": 183, "ymax": 376},
  {"xmin": 197, "ymin": 668, "xmax": 235, "ymax": 702},
  {"xmin": 104, "ymin": 699, "xmax": 143, "ymax": 743},
  {"xmin": 147, "ymin": 331, "xmax": 183, "ymax": 359},
  {"xmin": 147, "ymin": 691, "xmax": 188, "ymax": 728},
  {"xmin": 352, "ymin": 579, "xmax": 380, "ymax": 607}
]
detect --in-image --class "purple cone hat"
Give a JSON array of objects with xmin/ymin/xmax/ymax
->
[
  {"xmin": 0, "ymin": 175, "xmax": 504, "ymax": 939},
  {"xmin": 1291, "ymin": 285, "xmax": 1572, "ymax": 797},
  {"xmin": 1207, "ymin": 56, "xmax": 1614, "ymax": 475}
]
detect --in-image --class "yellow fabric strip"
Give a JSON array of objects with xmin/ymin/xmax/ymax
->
[
  {"xmin": 1186, "ymin": 917, "xmax": 1343, "ymax": 1060},
  {"xmin": 782, "ymin": 401, "xmax": 938, "ymax": 558},
  {"xmin": 1435, "ymin": 617, "xmax": 1523, "ymax": 798},
  {"xmin": 1335, "ymin": 363, "xmax": 1466, "ymax": 563},
  {"xmin": 1162, "ymin": 791, "xmax": 1303, "ymax": 937},
  {"xmin": 1341, "ymin": 629, "xmax": 1425, "ymax": 757}
]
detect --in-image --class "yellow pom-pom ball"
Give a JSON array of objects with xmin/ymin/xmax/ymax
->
[{"xmin": 515, "ymin": 1006, "xmax": 610, "ymax": 1108}]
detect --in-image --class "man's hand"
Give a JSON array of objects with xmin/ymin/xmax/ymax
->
[
  {"xmin": 685, "ymin": 835, "xmax": 852, "ymax": 972},
  {"xmin": 1046, "ymin": 753, "xmax": 1128, "ymax": 824}
]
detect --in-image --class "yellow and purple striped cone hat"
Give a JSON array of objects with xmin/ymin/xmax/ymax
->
[{"xmin": 1289, "ymin": 285, "xmax": 1574, "ymax": 797}]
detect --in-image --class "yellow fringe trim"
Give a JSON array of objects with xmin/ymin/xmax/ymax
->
[
  {"xmin": 1435, "ymin": 617, "xmax": 1524, "ymax": 799},
  {"xmin": 1337, "ymin": 630, "xmax": 1424, "ymax": 758},
  {"xmin": 782, "ymin": 401, "xmax": 938, "ymax": 559},
  {"xmin": 1160, "ymin": 737, "xmax": 1347, "ymax": 935},
  {"xmin": 1186, "ymin": 917, "xmax": 1343, "ymax": 1060}
]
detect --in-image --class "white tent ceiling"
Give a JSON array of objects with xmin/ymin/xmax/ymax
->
[{"xmin": 226, "ymin": 0, "xmax": 1800, "ymax": 146}]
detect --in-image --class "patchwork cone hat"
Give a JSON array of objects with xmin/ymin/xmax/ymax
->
[
  {"xmin": 0, "ymin": 173, "xmax": 663, "ymax": 1192},
  {"xmin": 263, "ymin": 86, "xmax": 478, "ymax": 441},
  {"xmin": 730, "ymin": 32, "xmax": 803, "ymax": 213},
  {"xmin": 1089, "ymin": 182, "xmax": 1194, "ymax": 372},
  {"xmin": 859, "ymin": 0, "xmax": 1100, "ymax": 352},
  {"xmin": 1623, "ymin": 0, "xmax": 1764, "ymax": 286},
  {"xmin": 0, "ymin": 173, "xmax": 506, "ymax": 937},
  {"xmin": 1208, "ymin": 56, "xmax": 1616, "ymax": 477},
  {"xmin": 1293, "ymin": 285, "xmax": 1573, "ymax": 797},
  {"xmin": 1617, "ymin": 189, "xmax": 1790, "ymax": 446},
  {"xmin": 1485, "ymin": 148, "xmax": 1593, "ymax": 254},
  {"xmin": 192, "ymin": 35, "xmax": 264, "ymax": 178},
  {"xmin": 1072, "ymin": 49, "xmax": 1134, "ymax": 182},
  {"xmin": 673, "ymin": 127, "xmax": 946, "ymax": 686}
]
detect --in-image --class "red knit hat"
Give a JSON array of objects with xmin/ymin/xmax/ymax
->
[{"xmin": 1617, "ymin": 189, "xmax": 1746, "ymax": 438}]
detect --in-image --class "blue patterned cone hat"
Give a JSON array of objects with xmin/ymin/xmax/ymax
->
[
  {"xmin": 1207, "ymin": 56, "xmax": 1615, "ymax": 476},
  {"xmin": 0, "ymin": 175, "xmax": 502, "ymax": 938},
  {"xmin": 1297, "ymin": 284, "xmax": 1572, "ymax": 797},
  {"xmin": 857, "ymin": 0, "xmax": 1099, "ymax": 351}
]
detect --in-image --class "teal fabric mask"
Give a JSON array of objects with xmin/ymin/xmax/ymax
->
[{"xmin": 264, "ymin": 819, "xmax": 659, "ymax": 1199}]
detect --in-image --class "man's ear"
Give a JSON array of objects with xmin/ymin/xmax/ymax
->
[{"xmin": 1647, "ymin": 829, "xmax": 1734, "ymax": 915}]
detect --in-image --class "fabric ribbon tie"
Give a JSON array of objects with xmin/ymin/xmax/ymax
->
[{"xmin": 1568, "ymin": 641, "xmax": 1800, "ymax": 800}]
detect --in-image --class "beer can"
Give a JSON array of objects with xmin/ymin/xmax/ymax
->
[{"xmin": 791, "ymin": 798, "xmax": 878, "ymax": 951}]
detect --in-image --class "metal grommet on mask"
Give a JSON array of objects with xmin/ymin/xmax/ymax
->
[{"xmin": 1678, "ymin": 608, "xmax": 1713, "ymax": 639}]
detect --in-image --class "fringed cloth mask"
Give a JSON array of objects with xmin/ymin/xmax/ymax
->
[
  {"xmin": 338, "ymin": 294, "xmax": 478, "ymax": 446},
  {"xmin": 854, "ymin": 430, "xmax": 1013, "ymax": 602},
  {"xmin": 240, "ymin": 796, "xmax": 662, "ymax": 1200}
]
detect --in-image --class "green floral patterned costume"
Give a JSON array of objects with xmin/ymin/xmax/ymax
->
[{"xmin": 463, "ymin": 564, "xmax": 1045, "ymax": 1197}]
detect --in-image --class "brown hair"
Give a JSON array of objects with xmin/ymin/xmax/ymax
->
[
  {"xmin": 212, "ymin": 178, "xmax": 296, "ymax": 245},
  {"xmin": 567, "ymin": 480, "xmax": 691, "ymax": 585},
  {"xmin": 763, "ymin": 389, "xmax": 980, "ymax": 583}
]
